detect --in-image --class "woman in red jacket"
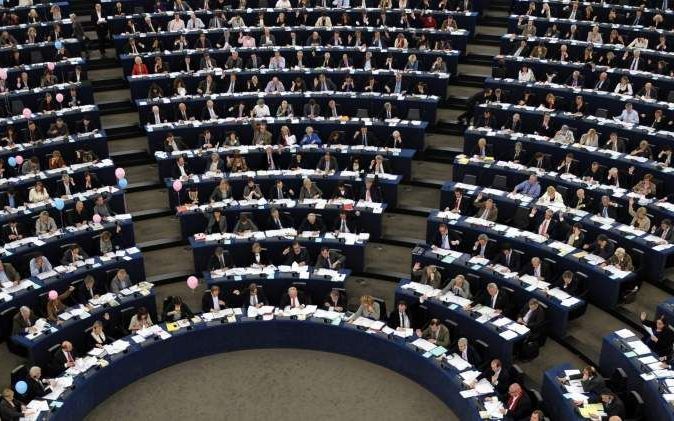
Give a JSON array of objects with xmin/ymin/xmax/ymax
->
[{"xmin": 131, "ymin": 56, "xmax": 149, "ymax": 76}]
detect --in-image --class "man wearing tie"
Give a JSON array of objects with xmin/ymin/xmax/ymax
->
[
  {"xmin": 490, "ymin": 243, "xmax": 521, "ymax": 272},
  {"xmin": 360, "ymin": 178, "xmax": 382, "ymax": 202},
  {"xmin": 522, "ymin": 257, "xmax": 549, "ymax": 281},
  {"xmin": 202, "ymin": 285, "xmax": 227, "ymax": 312},
  {"xmin": 266, "ymin": 208, "xmax": 291, "ymax": 230},
  {"xmin": 315, "ymin": 247, "xmax": 346, "ymax": 270},
  {"xmin": 432, "ymin": 223, "xmax": 460, "ymax": 250},
  {"xmin": 241, "ymin": 283, "xmax": 268, "ymax": 310},
  {"xmin": 380, "ymin": 102, "xmax": 396, "ymax": 120},
  {"xmin": 78, "ymin": 275, "xmax": 103, "ymax": 304},
  {"xmin": 473, "ymin": 234, "xmax": 494, "ymax": 259},
  {"xmin": 314, "ymin": 74, "xmax": 336, "ymax": 91},
  {"xmin": 317, "ymin": 151, "xmax": 338, "ymax": 173},
  {"xmin": 12, "ymin": 306, "xmax": 36, "ymax": 335},
  {"xmin": 51, "ymin": 341, "xmax": 77, "ymax": 374},
  {"xmin": 29, "ymin": 255, "xmax": 52, "ymax": 276},
  {"xmin": 267, "ymin": 180, "xmax": 293, "ymax": 201},
  {"xmin": 595, "ymin": 196, "xmax": 617, "ymax": 219},
  {"xmin": 501, "ymin": 383, "xmax": 532, "ymax": 420},
  {"xmin": 386, "ymin": 73, "xmax": 407, "ymax": 95},
  {"xmin": 208, "ymin": 247, "xmax": 232, "ymax": 271},
  {"xmin": 223, "ymin": 73, "xmax": 238, "ymax": 93},
  {"xmin": 447, "ymin": 188, "xmax": 468, "ymax": 214},
  {"xmin": 530, "ymin": 208, "xmax": 557, "ymax": 239},
  {"xmin": 334, "ymin": 211, "xmax": 356, "ymax": 234},
  {"xmin": 280, "ymin": 286, "xmax": 305, "ymax": 309},
  {"xmin": 473, "ymin": 194, "xmax": 499, "ymax": 222},
  {"xmin": 171, "ymin": 156, "xmax": 191, "ymax": 180},
  {"xmin": 652, "ymin": 219, "xmax": 674, "ymax": 243},
  {"xmin": 594, "ymin": 72, "xmax": 609, "ymax": 91},
  {"xmin": 388, "ymin": 301, "xmax": 414, "ymax": 330},
  {"xmin": 201, "ymin": 99, "xmax": 219, "ymax": 120},
  {"xmin": 481, "ymin": 283, "xmax": 508, "ymax": 313},
  {"xmin": 517, "ymin": 298, "xmax": 546, "ymax": 333},
  {"xmin": 324, "ymin": 100, "xmax": 341, "ymax": 118}
]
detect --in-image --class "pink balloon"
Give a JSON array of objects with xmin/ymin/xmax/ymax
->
[
  {"xmin": 55, "ymin": 93, "xmax": 64, "ymax": 103},
  {"xmin": 47, "ymin": 62, "xmax": 55, "ymax": 71},
  {"xmin": 172, "ymin": 180, "xmax": 183, "ymax": 192},
  {"xmin": 115, "ymin": 167, "xmax": 126, "ymax": 179},
  {"xmin": 92, "ymin": 214, "xmax": 102, "ymax": 224},
  {"xmin": 48, "ymin": 290, "xmax": 58, "ymax": 301},
  {"xmin": 21, "ymin": 108, "xmax": 31, "ymax": 119},
  {"xmin": 14, "ymin": 155, "xmax": 23, "ymax": 165},
  {"xmin": 0, "ymin": 68, "xmax": 7, "ymax": 80},
  {"xmin": 186, "ymin": 276, "xmax": 198, "ymax": 289}
]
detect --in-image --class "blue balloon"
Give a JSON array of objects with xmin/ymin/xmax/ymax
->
[
  {"xmin": 7, "ymin": 157, "xmax": 16, "ymax": 167},
  {"xmin": 54, "ymin": 40, "xmax": 63, "ymax": 49},
  {"xmin": 54, "ymin": 198, "xmax": 65, "ymax": 210},
  {"xmin": 15, "ymin": 381, "xmax": 27, "ymax": 394},
  {"xmin": 118, "ymin": 178, "xmax": 128, "ymax": 189}
]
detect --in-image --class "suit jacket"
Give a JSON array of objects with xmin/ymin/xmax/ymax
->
[
  {"xmin": 206, "ymin": 214, "xmax": 228, "ymax": 234},
  {"xmin": 61, "ymin": 249, "xmax": 89, "ymax": 265},
  {"xmin": 26, "ymin": 377, "xmax": 51, "ymax": 401},
  {"xmin": 595, "ymin": 203, "xmax": 618, "ymax": 219},
  {"xmin": 201, "ymin": 291, "xmax": 227, "ymax": 312},
  {"xmin": 171, "ymin": 162, "xmax": 191, "ymax": 179},
  {"xmin": 447, "ymin": 194, "xmax": 470, "ymax": 214},
  {"xmin": 266, "ymin": 214, "xmax": 293, "ymax": 230},
  {"xmin": 450, "ymin": 344, "xmax": 481, "ymax": 366},
  {"xmin": 420, "ymin": 324, "xmax": 450, "ymax": 348},
  {"xmin": 388, "ymin": 310, "xmax": 415, "ymax": 330},
  {"xmin": 481, "ymin": 291, "xmax": 509, "ymax": 312},
  {"xmin": 283, "ymin": 249, "xmax": 310, "ymax": 265},
  {"xmin": 208, "ymin": 251, "xmax": 232, "ymax": 271},
  {"xmin": 432, "ymin": 230, "xmax": 460, "ymax": 249},
  {"xmin": 0, "ymin": 398, "xmax": 24, "ymax": 421},
  {"xmin": 478, "ymin": 367, "xmax": 510, "ymax": 397},
  {"xmin": 267, "ymin": 185, "xmax": 292, "ymax": 200},
  {"xmin": 491, "ymin": 251, "xmax": 521, "ymax": 272},
  {"xmin": 55, "ymin": 181, "xmax": 80, "ymax": 197},
  {"xmin": 529, "ymin": 216, "xmax": 558, "ymax": 239},
  {"xmin": 316, "ymin": 156, "xmax": 339, "ymax": 172},
  {"xmin": 12, "ymin": 312, "xmax": 37, "ymax": 335},
  {"xmin": 241, "ymin": 290, "xmax": 269, "ymax": 309},
  {"xmin": 248, "ymin": 250, "xmax": 271, "ymax": 267},
  {"xmin": 473, "ymin": 200, "xmax": 498, "ymax": 222},
  {"xmin": 353, "ymin": 132, "xmax": 379, "ymax": 147},
  {"xmin": 653, "ymin": 227, "xmax": 674, "ymax": 243},
  {"xmin": 519, "ymin": 304, "xmax": 546, "ymax": 331},
  {"xmin": 315, "ymin": 251, "xmax": 346, "ymax": 269},
  {"xmin": 360, "ymin": 186, "xmax": 383, "ymax": 203},
  {"xmin": 51, "ymin": 348, "xmax": 78, "ymax": 374},
  {"xmin": 588, "ymin": 241, "xmax": 615, "ymax": 259},
  {"xmin": 521, "ymin": 262, "xmax": 551, "ymax": 281},
  {"xmin": 604, "ymin": 397, "xmax": 626, "ymax": 419},
  {"xmin": 504, "ymin": 392, "xmax": 532, "ymax": 421},
  {"xmin": 77, "ymin": 281, "xmax": 105, "ymax": 304},
  {"xmin": 323, "ymin": 293, "xmax": 347, "ymax": 311},
  {"xmin": 555, "ymin": 276, "xmax": 580, "ymax": 296},
  {"xmin": 279, "ymin": 293, "xmax": 306, "ymax": 308},
  {"xmin": 472, "ymin": 241, "xmax": 496, "ymax": 260}
]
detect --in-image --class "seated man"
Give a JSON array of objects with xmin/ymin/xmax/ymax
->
[
  {"xmin": 583, "ymin": 234, "xmax": 614, "ymax": 259},
  {"xmin": 110, "ymin": 268, "xmax": 132, "ymax": 293},
  {"xmin": 208, "ymin": 247, "xmax": 232, "ymax": 271},
  {"xmin": 473, "ymin": 234, "xmax": 495, "ymax": 259},
  {"xmin": 431, "ymin": 223, "xmax": 460, "ymax": 250},
  {"xmin": 388, "ymin": 300, "xmax": 414, "ymax": 330},
  {"xmin": 333, "ymin": 211, "xmax": 356, "ymax": 234},
  {"xmin": 521, "ymin": 257, "xmax": 550, "ymax": 281},
  {"xmin": 512, "ymin": 175, "xmax": 541, "ymax": 198},
  {"xmin": 50, "ymin": 341, "xmax": 78, "ymax": 375},
  {"xmin": 299, "ymin": 213, "xmax": 326, "ymax": 233},
  {"xmin": 490, "ymin": 243, "xmax": 521, "ymax": 272},
  {"xmin": 415, "ymin": 318, "xmax": 450, "ymax": 348},
  {"xmin": 29, "ymin": 255, "xmax": 53, "ymax": 276},
  {"xmin": 315, "ymin": 247, "xmax": 345, "ymax": 270},
  {"xmin": 501, "ymin": 383, "xmax": 532, "ymax": 420},
  {"xmin": 61, "ymin": 244, "xmax": 89, "ymax": 265},
  {"xmin": 241, "ymin": 283, "xmax": 268, "ymax": 310},
  {"xmin": 473, "ymin": 193, "xmax": 498, "ymax": 221},
  {"xmin": 280, "ymin": 286, "xmax": 306, "ymax": 308},
  {"xmin": 283, "ymin": 241, "xmax": 310, "ymax": 266},
  {"xmin": 201, "ymin": 285, "xmax": 227, "ymax": 312},
  {"xmin": 517, "ymin": 298, "xmax": 546, "ymax": 335},
  {"xmin": 323, "ymin": 288, "xmax": 346, "ymax": 312},
  {"xmin": 477, "ymin": 359, "xmax": 510, "ymax": 398},
  {"xmin": 446, "ymin": 187, "xmax": 469, "ymax": 214},
  {"xmin": 12, "ymin": 306, "xmax": 37, "ymax": 335},
  {"xmin": 451, "ymin": 337, "xmax": 481, "ymax": 366},
  {"xmin": 479, "ymin": 283, "xmax": 509, "ymax": 314}
]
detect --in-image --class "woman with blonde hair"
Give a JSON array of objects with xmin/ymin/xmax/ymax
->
[
  {"xmin": 348, "ymin": 295, "xmax": 380, "ymax": 321},
  {"xmin": 628, "ymin": 199, "xmax": 651, "ymax": 231},
  {"xmin": 579, "ymin": 128, "xmax": 599, "ymax": 147},
  {"xmin": 537, "ymin": 186, "xmax": 565, "ymax": 206}
]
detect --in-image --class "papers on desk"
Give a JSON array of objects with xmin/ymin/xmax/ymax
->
[
  {"xmin": 1, "ymin": 279, "xmax": 38, "ymax": 295},
  {"xmin": 578, "ymin": 403, "xmax": 606, "ymax": 419},
  {"xmin": 393, "ymin": 328, "xmax": 414, "ymax": 339},
  {"xmin": 627, "ymin": 340, "xmax": 652, "ymax": 356},
  {"xmin": 314, "ymin": 268, "xmax": 347, "ymax": 282},
  {"xmin": 499, "ymin": 330, "xmax": 519, "ymax": 340},
  {"xmin": 65, "ymin": 356, "xmax": 99, "ymax": 376},
  {"xmin": 615, "ymin": 328, "xmax": 636, "ymax": 339},
  {"xmin": 482, "ymin": 397, "xmax": 505, "ymax": 419},
  {"xmin": 104, "ymin": 340, "xmax": 130, "ymax": 356}
]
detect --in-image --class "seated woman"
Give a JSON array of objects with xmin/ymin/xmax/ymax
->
[
  {"xmin": 552, "ymin": 125, "xmax": 575, "ymax": 144},
  {"xmin": 128, "ymin": 307, "xmax": 153, "ymax": 333},
  {"xmin": 570, "ymin": 95, "xmax": 587, "ymax": 116},
  {"xmin": 441, "ymin": 274, "xmax": 472, "ymax": 299},
  {"xmin": 628, "ymin": 199, "xmax": 651, "ymax": 231},
  {"xmin": 35, "ymin": 210, "xmax": 57, "ymax": 235},
  {"xmin": 639, "ymin": 312, "xmax": 674, "ymax": 358},
  {"xmin": 204, "ymin": 152, "xmax": 225, "ymax": 173},
  {"xmin": 614, "ymin": 76, "xmax": 633, "ymax": 96},
  {"xmin": 48, "ymin": 150, "xmax": 66, "ymax": 169},
  {"xmin": 348, "ymin": 295, "xmax": 380, "ymax": 322},
  {"xmin": 28, "ymin": 181, "xmax": 50, "ymax": 203},
  {"xmin": 46, "ymin": 286, "xmax": 75, "ymax": 324},
  {"xmin": 163, "ymin": 296, "xmax": 193, "ymax": 322},
  {"xmin": 88, "ymin": 320, "xmax": 113, "ymax": 350},
  {"xmin": 630, "ymin": 140, "xmax": 653, "ymax": 160},
  {"xmin": 412, "ymin": 263, "xmax": 442, "ymax": 289},
  {"xmin": 227, "ymin": 153, "xmax": 248, "ymax": 173},
  {"xmin": 579, "ymin": 128, "xmax": 599, "ymax": 147},
  {"xmin": 278, "ymin": 125, "xmax": 297, "ymax": 146},
  {"xmin": 210, "ymin": 179, "xmax": 233, "ymax": 203},
  {"xmin": 633, "ymin": 173, "xmax": 657, "ymax": 198},
  {"xmin": 605, "ymin": 247, "xmax": 634, "ymax": 271},
  {"xmin": 223, "ymin": 131, "xmax": 240, "ymax": 147},
  {"xmin": 536, "ymin": 186, "xmax": 565, "ymax": 206}
]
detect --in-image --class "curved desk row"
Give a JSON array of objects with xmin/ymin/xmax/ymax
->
[
  {"xmin": 138, "ymin": 92, "xmax": 439, "ymax": 127},
  {"xmin": 205, "ymin": 267, "xmax": 349, "ymax": 306},
  {"xmin": 426, "ymin": 211, "xmax": 636, "ymax": 309},
  {"xmin": 43, "ymin": 319, "xmax": 491, "ymax": 421},
  {"xmin": 166, "ymin": 172, "xmax": 401, "ymax": 208},
  {"xmin": 452, "ymin": 156, "xmax": 674, "ymax": 237},
  {"xmin": 599, "ymin": 330, "xmax": 674, "ymax": 421},
  {"xmin": 540, "ymin": 364, "xmax": 588, "ymax": 421},
  {"xmin": 129, "ymin": 68, "xmax": 450, "ymax": 101},
  {"xmin": 440, "ymin": 180, "xmax": 674, "ymax": 284},
  {"xmin": 0, "ymin": 104, "xmax": 99, "ymax": 134},
  {"xmin": 2, "ymin": 82, "xmax": 94, "ymax": 115},
  {"xmin": 0, "ymin": 248, "xmax": 145, "ymax": 321},
  {"xmin": 156, "ymin": 145, "xmax": 415, "ymax": 180},
  {"xmin": 178, "ymin": 199, "xmax": 386, "ymax": 239},
  {"xmin": 412, "ymin": 244, "xmax": 586, "ymax": 335},
  {"xmin": 11, "ymin": 290, "xmax": 157, "ymax": 366},
  {"xmin": 189, "ymin": 232, "xmax": 366, "ymax": 273},
  {"xmin": 146, "ymin": 117, "xmax": 427, "ymax": 151}
]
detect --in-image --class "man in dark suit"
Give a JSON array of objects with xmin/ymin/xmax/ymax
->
[
  {"xmin": 446, "ymin": 188, "xmax": 470, "ymax": 214},
  {"xmin": 55, "ymin": 174, "xmax": 79, "ymax": 197},
  {"xmin": 315, "ymin": 247, "xmax": 346, "ymax": 270},
  {"xmin": 77, "ymin": 115, "xmax": 98, "ymax": 133},
  {"xmin": 240, "ymin": 283, "xmax": 268, "ymax": 310},
  {"xmin": 527, "ymin": 152, "xmax": 551, "ymax": 170},
  {"xmin": 202, "ymin": 285, "xmax": 227, "ymax": 312},
  {"xmin": 279, "ymin": 286, "xmax": 306, "ymax": 308},
  {"xmin": 25, "ymin": 366, "xmax": 52, "ymax": 401},
  {"xmin": 316, "ymin": 151, "xmax": 339, "ymax": 172},
  {"xmin": 171, "ymin": 156, "xmax": 191, "ymax": 179},
  {"xmin": 556, "ymin": 153, "xmax": 579, "ymax": 176},
  {"xmin": 388, "ymin": 300, "xmax": 414, "ymax": 330},
  {"xmin": 452, "ymin": 337, "xmax": 481, "ymax": 366},
  {"xmin": 480, "ymin": 283, "xmax": 509, "ymax": 313},
  {"xmin": 61, "ymin": 244, "xmax": 89, "ymax": 265},
  {"xmin": 1, "ymin": 189, "xmax": 24, "ymax": 211},
  {"xmin": 333, "ymin": 211, "xmax": 356, "ymax": 234},
  {"xmin": 50, "ymin": 341, "xmax": 77, "ymax": 374},
  {"xmin": 653, "ymin": 219, "xmax": 674, "ymax": 243},
  {"xmin": 529, "ymin": 208, "xmax": 558, "ymax": 240},
  {"xmin": 475, "ymin": 109, "xmax": 497, "ymax": 129},
  {"xmin": 266, "ymin": 208, "xmax": 293, "ymax": 230},
  {"xmin": 77, "ymin": 275, "xmax": 105, "ymax": 304},
  {"xmin": 200, "ymin": 100, "xmax": 220, "ymax": 120},
  {"xmin": 379, "ymin": 102, "xmax": 398, "ymax": 120},
  {"xmin": 267, "ymin": 179, "xmax": 293, "ymax": 200},
  {"xmin": 594, "ymin": 196, "xmax": 618, "ymax": 219},
  {"xmin": 174, "ymin": 102, "xmax": 194, "ymax": 121},
  {"xmin": 282, "ymin": 242, "xmax": 310, "ymax": 266},
  {"xmin": 473, "ymin": 234, "xmax": 496, "ymax": 259},
  {"xmin": 521, "ymin": 257, "xmax": 550, "ymax": 281},
  {"xmin": 517, "ymin": 298, "xmax": 546, "ymax": 333},
  {"xmin": 332, "ymin": 182, "xmax": 354, "ymax": 200},
  {"xmin": 502, "ymin": 383, "xmax": 532, "ymax": 421},
  {"xmin": 478, "ymin": 359, "xmax": 510, "ymax": 397},
  {"xmin": 384, "ymin": 73, "xmax": 408, "ymax": 95},
  {"xmin": 360, "ymin": 179, "xmax": 383, "ymax": 202},
  {"xmin": 584, "ymin": 234, "xmax": 615, "ymax": 259},
  {"xmin": 323, "ymin": 100, "xmax": 341, "ymax": 118},
  {"xmin": 299, "ymin": 213, "xmax": 326, "ymax": 233},
  {"xmin": 431, "ymin": 223, "xmax": 460, "ymax": 250},
  {"xmin": 353, "ymin": 127, "xmax": 379, "ymax": 147},
  {"xmin": 67, "ymin": 66, "xmax": 87, "ymax": 83},
  {"xmin": 208, "ymin": 247, "xmax": 232, "ymax": 271},
  {"xmin": 12, "ymin": 306, "xmax": 37, "ymax": 335},
  {"xmin": 2, "ymin": 221, "xmax": 24, "ymax": 244},
  {"xmin": 600, "ymin": 391, "xmax": 626, "ymax": 419},
  {"xmin": 593, "ymin": 72, "xmax": 610, "ymax": 91},
  {"xmin": 490, "ymin": 244, "xmax": 521, "ymax": 272}
]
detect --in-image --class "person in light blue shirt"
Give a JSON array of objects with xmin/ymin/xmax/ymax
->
[
  {"xmin": 512, "ymin": 175, "xmax": 541, "ymax": 198},
  {"xmin": 300, "ymin": 126, "xmax": 322, "ymax": 145},
  {"xmin": 29, "ymin": 255, "xmax": 53, "ymax": 277}
]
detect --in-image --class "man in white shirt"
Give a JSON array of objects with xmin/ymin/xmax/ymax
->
[
  {"xmin": 202, "ymin": 285, "xmax": 226, "ymax": 312},
  {"xmin": 264, "ymin": 76, "xmax": 285, "ymax": 93},
  {"xmin": 617, "ymin": 103, "xmax": 639, "ymax": 124},
  {"xmin": 167, "ymin": 14, "xmax": 185, "ymax": 32},
  {"xmin": 251, "ymin": 99, "xmax": 271, "ymax": 118}
]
